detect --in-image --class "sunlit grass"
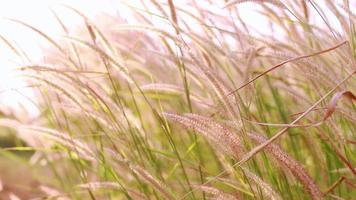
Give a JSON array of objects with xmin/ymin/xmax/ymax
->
[{"xmin": 0, "ymin": 0, "xmax": 355, "ymax": 199}]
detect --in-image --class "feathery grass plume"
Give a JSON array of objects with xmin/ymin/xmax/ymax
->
[
  {"xmin": 193, "ymin": 64, "xmax": 241, "ymax": 122},
  {"xmin": 140, "ymin": 83, "xmax": 184, "ymax": 95},
  {"xmin": 184, "ymin": 113, "xmax": 244, "ymax": 154},
  {"xmin": 195, "ymin": 185, "xmax": 240, "ymax": 200},
  {"xmin": 8, "ymin": 193, "xmax": 21, "ymax": 200},
  {"xmin": 223, "ymin": 0, "xmax": 286, "ymax": 9},
  {"xmin": 39, "ymin": 185, "xmax": 70, "ymax": 200},
  {"xmin": 77, "ymin": 182, "xmax": 121, "ymax": 190},
  {"xmin": 0, "ymin": 34, "xmax": 30, "ymax": 62},
  {"xmin": 126, "ymin": 189, "xmax": 150, "ymax": 200},
  {"xmin": 24, "ymin": 64, "xmax": 145, "ymax": 134},
  {"xmin": 50, "ymin": 102, "xmax": 117, "ymax": 131},
  {"xmin": 262, "ymin": 50, "xmax": 338, "ymax": 87},
  {"xmin": 106, "ymin": 144, "xmax": 174, "ymax": 198},
  {"xmin": 0, "ymin": 119, "xmax": 96, "ymax": 161},
  {"xmin": 129, "ymin": 165, "xmax": 175, "ymax": 200},
  {"xmin": 20, "ymin": 126, "xmax": 97, "ymax": 161},
  {"xmin": 247, "ymin": 133, "xmax": 323, "ymax": 200},
  {"xmin": 0, "ymin": 119, "xmax": 48, "ymax": 149},
  {"xmin": 241, "ymin": 167, "xmax": 282, "ymax": 200},
  {"xmin": 162, "ymin": 112, "xmax": 243, "ymax": 158},
  {"xmin": 30, "ymin": 151, "xmax": 69, "ymax": 166},
  {"xmin": 140, "ymin": 83, "xmax": 213, "ymax": 108}
]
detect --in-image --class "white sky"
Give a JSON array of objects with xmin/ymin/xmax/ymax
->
[
  {"xmin": 0, "ymin": 0, "xmax": 353, "ymax": 117},
  {"xmin": 0, "ymin": 0, "xmax": 119, "ymax": 116}
]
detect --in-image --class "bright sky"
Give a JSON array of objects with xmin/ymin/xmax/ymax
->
[
  {"xmin": 0, "ymin": 0, "xmax": 353, "ymax": 117},
  {"xmin": 0, "ymin": 0, "xmax": 119, "ymax": 116}
]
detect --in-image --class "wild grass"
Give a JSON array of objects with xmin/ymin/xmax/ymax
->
[{"xmin": 0, "ymin": 0, "xmax": 355, "ymax": 199}]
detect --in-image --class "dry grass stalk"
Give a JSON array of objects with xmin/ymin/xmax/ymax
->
[
  {"xmin": 167, "ymin": 0, "xmax": 178, "ymax": 26},
  {"xmin": 323, "ymin": 176, "xmax": 346, "ymax": 197}
]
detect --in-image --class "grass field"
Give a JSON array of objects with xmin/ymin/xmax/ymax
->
[{"xmin": 0, "ymin": 0, "xmax": 355, "ymax": 199}]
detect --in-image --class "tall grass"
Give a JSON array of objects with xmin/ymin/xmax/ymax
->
[{"xmin": 0, "ymin": 0, "xmax": 355, "ymax": 199}]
